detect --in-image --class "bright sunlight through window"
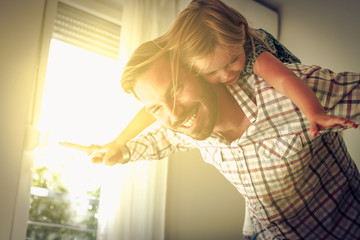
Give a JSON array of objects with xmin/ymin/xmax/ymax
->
[{"xmin": 27, "ymin": 39, "xmax": 141, "ymax": 239}]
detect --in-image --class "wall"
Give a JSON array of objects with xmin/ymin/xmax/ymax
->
[
  {"xmin": 164, "ymin": 1, "xmax": 278, "ymax": 240},
  {"xmin": 0, "ymin": 0, "xmax": 46, "ymax": 239},
  {"xmin": 257, "ymin": 0, "xmax": 360, "ymax": 167}
]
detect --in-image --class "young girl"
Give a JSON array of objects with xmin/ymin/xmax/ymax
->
[{"xmin": 91, "ymin": 0, "xmax": 356, "ymax": 165}]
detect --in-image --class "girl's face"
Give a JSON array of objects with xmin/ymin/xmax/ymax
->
[{"xmin": 193, "ymin": 46, "xmax": 246, "ymax": 85}]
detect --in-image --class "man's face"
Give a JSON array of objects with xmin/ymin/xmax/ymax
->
[{"xmin": 134, "ymin": 56, "xmax": 218, "ymax": 140}]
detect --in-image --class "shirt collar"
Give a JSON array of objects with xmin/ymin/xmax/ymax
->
[{"xmin": 226, "ymin": 76, "xmax": 258, "ymax": 124}]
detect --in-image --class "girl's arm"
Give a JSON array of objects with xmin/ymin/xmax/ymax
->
[
  {"xmin": 253, "ymin": 51, "xmax": 357, "ymax": 136},
  {"xmin": 115, "ymin": 107, "xmax": 156, "ymax": 145},
  {"xmin": 92, "ymin": 107, "xmax": 156, "ymax": 165}
]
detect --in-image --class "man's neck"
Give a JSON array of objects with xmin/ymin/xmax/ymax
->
[{"xmin": 212, "ymin": 84, "xmax": 251, "ymax": 142}]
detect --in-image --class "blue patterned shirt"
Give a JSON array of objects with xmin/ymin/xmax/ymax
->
[{"xmin": 240, "ymin": 28, "xmax": 301, "ymax": 82}]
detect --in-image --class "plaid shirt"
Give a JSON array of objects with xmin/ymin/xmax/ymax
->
[{"xmin": 127, "ymin": 63, "xmax": 360, "ymax": 239}]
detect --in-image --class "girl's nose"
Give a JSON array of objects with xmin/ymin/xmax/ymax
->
[{"xmin": 219, "ymin": 69, "xmax": 232, "ymax": 82}]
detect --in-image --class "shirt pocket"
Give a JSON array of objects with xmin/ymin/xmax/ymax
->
[
  {"xmin": 254, "ymin": 134, "xmax": 306, "ymax": 202},
  {"xmin": 256, "ymin": 133, "xmax": 304, "ymax": 160}
]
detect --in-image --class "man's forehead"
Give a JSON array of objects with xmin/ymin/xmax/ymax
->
[{"xmin": 134, "ymin": 56, "xmax": 173, "ymax": 102}]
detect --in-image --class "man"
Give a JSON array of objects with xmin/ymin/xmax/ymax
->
[{"xmin": 93, "ymin": 41, "xmax": 360, "ymax": 239}]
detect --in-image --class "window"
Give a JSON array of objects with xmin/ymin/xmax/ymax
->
[
  {"xmin": 11, "ymin": 1, "xmax": 170, "ymax": 239},
  {"xmin": 24, "ymin": 1, "xmax": 139, "ymax": 239}
]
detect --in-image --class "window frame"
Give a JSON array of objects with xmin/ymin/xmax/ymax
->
[{"xmin": 11, "ymin": 1, "xmax": 122, "ymax": 239}]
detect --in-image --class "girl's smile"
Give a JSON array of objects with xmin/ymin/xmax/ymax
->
[{"xmin": 193, "ymin": 46, "xmax": 246, "ymax": 85}]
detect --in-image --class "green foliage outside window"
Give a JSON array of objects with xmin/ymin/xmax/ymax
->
[{"xmin": 26, "ymin": 166, "xmax": 100, "ymax": 240}]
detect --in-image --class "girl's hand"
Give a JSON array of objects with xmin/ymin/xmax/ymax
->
[
  {"xmin": 89, "ymin": 141, "xmax": 129, "ymax": 166},
  {"xmin": 309, "ymin": 114, "xmax": 358, "ymax": 137},
  {"xmin": 59, "ymin": 141, "xmax": 127, "ymax": 166}
]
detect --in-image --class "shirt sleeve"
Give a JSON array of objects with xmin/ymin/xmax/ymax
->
[
  {"xmin": 288, "ymin": 63, "xmax": 360, "ymax": 134},
  {"xmin": 242, "ymin": 30, "xmax": 268, "ymax": 78},
  {"xmin": 240, "ymin": 29, "xmax": 301, "ymax": 81},
  {"xmin": 126, "ymin": 125, "xmax": 197, "ymax": 162}
]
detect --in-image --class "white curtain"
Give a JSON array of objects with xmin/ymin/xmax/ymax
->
[
  {"xmin": 118, "ymin": 0, "xmax": 177, "ymax": 60},
  {"xmin": 96, "ymin": 1, "xmax": 176, "ymax": 240}
]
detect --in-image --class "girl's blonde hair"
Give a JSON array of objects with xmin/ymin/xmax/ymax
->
[
  {"xmin": 121, "ymin": 0, "xmax": 272, "ymax": 98},
  {"xmin": 121, "ymin": 39, "xmax": 169, "ymax": 96},
  {"xmin": 161, "ymin": 0, "xmax": 273, "ymax": 70}
]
